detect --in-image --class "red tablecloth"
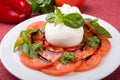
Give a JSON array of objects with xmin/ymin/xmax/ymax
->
[{"xmin": 0, "ymin": 0, "xmax": 120, "ymax": 80}]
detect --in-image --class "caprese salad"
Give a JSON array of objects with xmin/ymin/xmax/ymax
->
[{"xmin": 14, "ymin": 4, "xmax": 112, "ymax": 76}]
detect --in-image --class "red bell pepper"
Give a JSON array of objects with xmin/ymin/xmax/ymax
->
[{"xmin": 0, "ymin": 0, "xmax": 31, "ymax": 23}]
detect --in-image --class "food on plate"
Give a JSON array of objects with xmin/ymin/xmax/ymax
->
[
  {"xmin": 45, "ymin": 4, "xmax": 84, "ymax": 47},
  {"xmin": 14, "ymin": 4, "xmax": 112, "ymax": 76}
]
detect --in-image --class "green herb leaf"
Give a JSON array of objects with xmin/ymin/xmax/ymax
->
[
  {"xmin": 46, "ymin": 7, "xmax": 63, "ymax": 25},
  {"xmin": 14, "ymin": 29, "xmax": 42, "ymax": 58},
  {"xmin": 14, "ymin": 30, "xmax": 37, "ymax": 52},
  {"xmin": 84, "ymin": 18, "xmax": 98, "ymax": 23},
  {"xmin": 27, "ymin": 0, "xmax": 54, "ymax": 13},
  {"xmin": 85, "ymin": 18, "xmax": 112, "ymax": 38},
  {"xmin": 54, "ymin": 6, "xmax": 63, "ymax": 25},
  {"xmin": 20, "ymin": 42, "xmax": 42, "ymax": 58},
  {"xmin": 46, "ymin": 12, "xmax": 55, "ymax": 23},
  {"xmin": 63, "ymin": 13, "xmax": 84, "ymax": 28},
  {"xmin": 20, "ymin": 29, "xmax": 38, "ymax": 40},
  {"xmin": 20, "ymin": 42, "xmax": 30, "ymax": 56},
  {"xmin": 27, "ymin": 0, "xmax": 39, "ymax": 12},
  {"xmin": 60, "ymin": 52, "xmax": 76, "ymax": 64},
  {"xmin": 92, "ymin": 21, "xmax": 112, "ymax": 38},
  {"xmin": 46, "ymin": 7, "xmax": 84, "ymax": 29},
  {"xmin": 87, "ymin": 36, "xmax": 100, "ymax": 48},
  {"xmin": 14, "ymin": 39, "xmax": 23, "ymax": 52},
  {"xmin": 32, "ymin": 43, "xmax": 42, "ymax": 54},
  {"xmin": 39, "ymin": 26, "xmax": 45, "ymax": 34},
  {"xmin": 40, "ymin": 5, "xmax": 54, "ymax": 14}
]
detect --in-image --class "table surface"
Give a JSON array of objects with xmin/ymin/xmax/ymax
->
[{"xmin": 0, "ymin": 0, "xmax": 120, "ymax": 80}]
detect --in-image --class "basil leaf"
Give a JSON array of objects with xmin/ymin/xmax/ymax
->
[
  {"xmin": 20, "ymin": 29, "xmax": 38, "ymax": 40},
  {"xmin": 27, "ymin": 0, "xmax": 39, "ymax": 12},
  {"xmin": 27, "ymin": 0, "xmax": 54, "ymax": 13},
  {"xmin": 46, "ymin": 12, "xmax": 55, "ymax": 23},
  {"xmin": 91, "ymin": 20, "xmax": 112, "ymax": 38},
  {"xmin": 40, "ymin": 5, "xmax": 54, "ymax": 14},
  {"xmin": 54, "ymin": 6, "xmax": 63, "ymax": 25},
  {"xmin": 20, "ymin": 42, "xmax": 30, "ymax": 56},
  {"xmin": 84, "ymin": 18, "xmax": 98, "ymax": 23},
  {"xmin": 14, "ymin": 29, "xmax": 37, "ymax": 52},
  {"xmin": 14, "ymin": 39, "xmax": 23, "ymax": 52},
  {"xmin": 46, "ymin": 7, "xmax": 84, "ymax": 29},
  {"xmin": 20, "ymin": 41, "xmax": 42, "ymax": 58},
  {"xmin": 46, "ymin": 7, "xmax": 63, "ymax": 24},
  {"xmin": 32, "ymin": 43, "xmax": 42, "ymax": 54},
  {"xmin": 63, "ymin": 13, "xmax": 84, "ymax": 28},
  {"xmin": 14, "ymin": 29, "xmax": 42, "ymax": 58},
  {"xmin": 42, "ymin": 0, "xmax": 52, "ymax": 5},
  {"xmin": 39, "ymin": 26, "xmax": 45, "ymax": 34},
  {"xmin": 85, "ymin": 18, "xmax": 112, "ymax": 38}
]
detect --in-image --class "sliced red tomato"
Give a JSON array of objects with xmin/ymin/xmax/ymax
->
[
  {"xmin": 43, "ymin": 40, "xmax": 51, "ymax": 48},
  {"xmin": 26, "ymin": 21, "xmax": 47, "ymax": 44},
  {"xmin": 32, "ymin": 33, "xmax": 44, "ymax": 40},
  {"xmin": 83, "ymin": 26, "xmax": 93, "ymax": 40},
  {"xmin": 31, "ymin": 33, "xmax": 44, "ymax": 44},
  {"xmin": 64, "ymin": 46, "xmax": 78, "ymax": 52},
  {"xmin": 76, "ymin": 36, "xmax": 111, "ymax": 72},
  {"xmin": 46, "ymin": 45, "xmax": 64, "ymax": 53},
  {"xmin": 41, "ymin": 50, "xmax": 63, "ymax": 63},
  {"xmin": 19, "ymin": 21, "xmax": 111, "ymax": 75},
  {"xmin": 20, "ymin": 53, "xmax": 53, "ymax": 70},
  {"xmin": 41, "ymin": 51, "xmax": 82, "ymax": 76},
  {"xmin": 97, "ymin": 36, "xmax": 111, "ymax": 56},
  {"xmin": 27, "ymin": 21, "xmax": 47, "ymax": 30},
  {"xmin": 81, "ymin": 45, "xmax": 98, "ymax": 59},
  {"xmin": 81, "ymin": 48, "xmax": 95, "ymax": 59},
  {"xmin": 76, "ymin": 54, "xmax": 102, "ymax": 72}
]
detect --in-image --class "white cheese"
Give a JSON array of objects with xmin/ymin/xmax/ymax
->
[{"xmin": 45, "ymin": 4, "xmax": 84, "ymax": 47}]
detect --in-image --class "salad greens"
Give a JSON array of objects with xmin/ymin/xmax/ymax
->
[
  {"xmin": 13, "ymin": 5, "xmax": 112, "ymax": 59},
  {"xmin": 46, "ymin": 7, "xmax": 84, "ymax": 29},
  {"xmin": 14, "ymin": 29, "xmax": 42, "ymax": 58},
  {"xmin": 27, "ymin": 0, "xmax": 54, "ymax": 13},
  {"xmin": 39, "ymin": 26, "xmax": 45, "ymax": 34},
  {"xmin": 85, "ymin": 18, "xmax": 112, "ymax": 38}
]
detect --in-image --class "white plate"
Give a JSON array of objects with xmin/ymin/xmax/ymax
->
[{"xmin": 0, "ymin": 14, "xmax": 120, "ymax": 80}]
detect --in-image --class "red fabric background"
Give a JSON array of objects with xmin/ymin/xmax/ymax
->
[{"xmin": 0, "ymin": 0, "xmax": 120, "ymax": 80}]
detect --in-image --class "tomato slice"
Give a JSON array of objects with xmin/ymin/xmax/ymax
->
[
  {"xmin": 76, "ymin": 36, "xmax": 111, "ymax": 72},
  {"xmin": 64, "ymin": 46, "xmax": 78, "ymax": 52},
  {"xmin": 19, "ymin": 21, "xmax": 111, "ymax": 75},
  {"xmin": 20, "ymin": 53, "xmax": 53, "ymax": 70},
  {"xmin": 41, "ymin": 51, "xmax": 82, "ymax": 76},
  {"xmin": 27, "ymin": 21, "xmax": 47, "ymax": 30},
  {"xmin": 81, "ymin": 45, "xmax": 98, "ymax": 59},
  {"xmin": 97, "ymin": 36, "xmax": 111, "ymax": 56},
  {"xmin": 81, "ymin": 48, "xmax": 95, "ymax": 59},
  {"xmin": 41, "ymin": 50, "xmax": 63, "ymax": 63},
  {"xmin": 76, "ymin": 54, "xmax": 102, "ymax": 72}
]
